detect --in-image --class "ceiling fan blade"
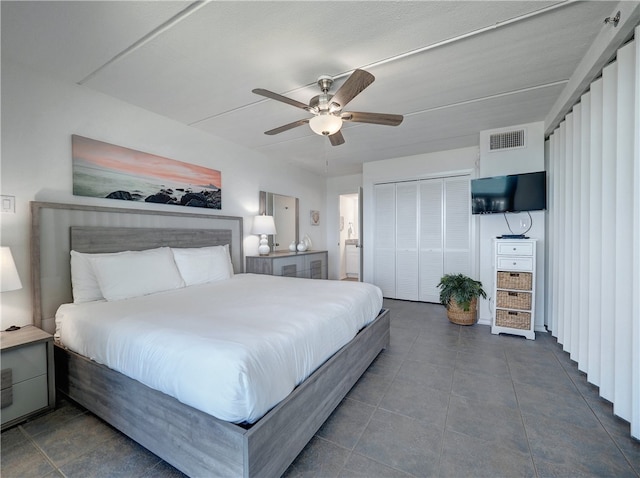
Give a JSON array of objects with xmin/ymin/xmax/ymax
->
[
  {"xmin": 330, "ymin": 69, "xmax": 375, "ymax": 109},
  {"xmin": 341, "ymin": 111, "xmax": 403, "ymax": 126},
  {"xmin": 328, "ymin": 130, "xmax": 345, "ymax": 146},
  {"xmin": 264, "ymin": 119, "xmax": 309, "ymax": 135},
  {"xmin": 252, "ymin": 88, "xmax": 310, "ymax": 111}
]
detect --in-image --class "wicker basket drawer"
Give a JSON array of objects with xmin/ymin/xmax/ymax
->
[
  {"xmin": 497, "ymin": 271, "xmax": 532, "ymax": 290},
  {"xmin": 496, "ymin": 309, "xmax": 531, "ymax": 330},
  {"xmin": 496, "ymin": 290, "xmax": 531, "ymax": 310}
]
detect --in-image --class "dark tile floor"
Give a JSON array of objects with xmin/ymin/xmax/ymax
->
[{"xmin": 2, "ymin": 299, "xmax": 639, "ymax": 477}]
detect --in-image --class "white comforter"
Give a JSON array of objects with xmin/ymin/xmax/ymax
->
[{"xmin": 55, "ymin": 273, "xmax": 383, "ymax": 424}]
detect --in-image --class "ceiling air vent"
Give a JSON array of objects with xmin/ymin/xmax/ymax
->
[{"xmin": 489, "ymin": 129, "xmax": 525, "ymax": 151}]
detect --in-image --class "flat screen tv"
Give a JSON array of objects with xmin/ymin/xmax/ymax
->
[{"xmin": 471, "ymin": 171, "xmax": 546, "ymax": 214}]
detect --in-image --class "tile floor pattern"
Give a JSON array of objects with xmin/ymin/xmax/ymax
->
[{"xmin": 2, "ymin": 298, "xmax": 639, "ymax": 477}]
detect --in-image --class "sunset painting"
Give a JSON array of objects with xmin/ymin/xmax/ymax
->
[{"xmin": 72, "ymin": 135, "xmax": 221, "ymax": 209}]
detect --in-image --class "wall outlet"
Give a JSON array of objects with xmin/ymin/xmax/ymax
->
[{"xmin": 1, "ymin": 195, "xmax": 15, "ymax": 213}]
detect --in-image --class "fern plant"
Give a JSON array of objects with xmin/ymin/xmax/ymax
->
[{"xmin": 437, "ymin": 274, "xmax": 487, "ymax": 311}]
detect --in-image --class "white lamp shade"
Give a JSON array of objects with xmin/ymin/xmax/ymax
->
[
  {"xmin": 309, "ymin": 114, "xmax": 342, "ymax": 136},
  {"xmin": 1, "ymin": 247, "xmax": 22, "ymax": 292},
  {"xmin": 251, "ymin": 215, "xmax": 277, "ymax": 235}
]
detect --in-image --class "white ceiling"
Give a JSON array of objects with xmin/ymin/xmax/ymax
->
[{"xmin": 1, "ymin": 1, "xmax": 625, "ymax": 177}]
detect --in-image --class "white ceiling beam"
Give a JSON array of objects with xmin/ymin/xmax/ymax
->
[
  {"xmin": 544, "ymin": 1, "xmax": 640, "ymax": 136},
  {"xmin": 78, "ymin": 1, "xmax": 210, "ymax": 85}
]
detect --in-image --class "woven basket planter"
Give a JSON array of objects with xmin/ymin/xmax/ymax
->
[{"xmin": 447, "ymin": 297, "xmax": 478, "ymax": 326}]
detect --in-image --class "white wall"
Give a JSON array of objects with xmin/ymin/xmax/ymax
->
[
  {"xmin": 0, "ymin": 60, "xmax": 326, "ymax": 329},
  {"xmin": 477, "ymin": 122, "xmax": 546, "ymax": 329}
]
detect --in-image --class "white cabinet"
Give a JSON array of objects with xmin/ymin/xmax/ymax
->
[
  {"xmin": 345, "ymin": 244, "xmax": 359, "ymax": 278},
  {"xmin": 373, "ymin": 176, "xmax": 471, "ymax": 302},
  {"xmin": 491, "ymin": 239, "xmax": 536, "ymax": 340}
]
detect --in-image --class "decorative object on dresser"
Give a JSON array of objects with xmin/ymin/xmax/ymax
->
[
  {"xmin": 491, "ymin": 239, "xmax": 536, "ymax": 340},
  {"xmin": 437, "ymin": 274, "xmax": 487, "ymax": 326},
  {"xmin": 252, "ymin": 215, "xmax": 277, "ymax": 255},
  {"xmin": 1, "ymin": 326, "xmax": 55, "ymax": 430},
  {"xmin": 1, "ymin": 247, "xmax": 22, "ymax": 293},
  {"xmin": 246, "ymin": 250, "xmax": 328, "ymax": 280}
]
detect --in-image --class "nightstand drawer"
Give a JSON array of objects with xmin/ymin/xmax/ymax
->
[
  {"xmin": 1, "ymin": 374, "xmax": 48, "ymax": 424},
  {"xmin": 497, "ymin": 256, "xmax": 533, "ymax": 271},
  {"xmin": 2, "ymin": 342, "xmax": 46, "ymax": 382},
  {"xmin": 497, "ymin": 242, "xmax": 534, "ymax": 256}
]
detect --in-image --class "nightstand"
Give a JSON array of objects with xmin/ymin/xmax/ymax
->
[{"xmin": 1, "ymin": 326, "xmax": 55, "ymax": 430}]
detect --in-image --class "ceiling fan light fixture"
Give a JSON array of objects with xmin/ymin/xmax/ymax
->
[{"xmin": 309, "ymin": 113, "xmax": 342, "ymax": 136}]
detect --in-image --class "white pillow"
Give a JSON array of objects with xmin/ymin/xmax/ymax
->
[
  {"xmin": 171, "ymin": 245, "xmax": 234, "ymax": 286},
  {"xmin": 90, "ymin": 247, "xmax": 185, "ymax": 301},
  {"xmin": 70, "ymin": 250, "xmax": 122, "ymax": 303}
]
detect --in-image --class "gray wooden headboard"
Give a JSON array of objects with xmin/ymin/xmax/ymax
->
[{"xmin": 31, "ymin": 201, "xmax": 244, "ymax": 329}]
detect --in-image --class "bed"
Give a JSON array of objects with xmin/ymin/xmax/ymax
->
[{"xmin": 31, "ymin": 201, "xmax": 390, "ymax": 477}]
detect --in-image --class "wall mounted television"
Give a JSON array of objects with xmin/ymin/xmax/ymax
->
[{"xmin": 471, "ymin": 171, "xmax": 547, "ymax": 215}]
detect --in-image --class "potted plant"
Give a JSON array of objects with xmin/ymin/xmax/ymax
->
[{"xmin": 437, "ymin": 273, "xmax": 487, "ymax": 325}]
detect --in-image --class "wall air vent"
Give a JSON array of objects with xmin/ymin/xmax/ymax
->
[{"xmin": 489, "ymin": 129, "xmax": 526, "ymax": 151}]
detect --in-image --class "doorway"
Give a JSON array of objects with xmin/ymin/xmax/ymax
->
[{"xmin": 339, "ymin": 193, "xmax": 360, "ymax": 281}]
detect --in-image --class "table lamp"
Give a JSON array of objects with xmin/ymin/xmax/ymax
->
[
  {"xmin": 252, "ymin": 215, "xmax": 277, "ymax": 255},
  {"xmin": 1, "ymin": 247, "xmax": 22, "ymax": 292}
]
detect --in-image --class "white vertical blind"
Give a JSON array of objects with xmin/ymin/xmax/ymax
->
[
  {"xmin": 578, "ymin": 96, "xmax": 591, "ymax": 373},
  {"xmin": 570, "ymin": 106, "xmax": 582, "ymax": 364},
  {"xmin": 613, "ymin": 41, "xmax": 636, "ymax": 422},
  {"xmin": 546, "ymin": 33, "xmax": 639, "ymax": 439},
  {"xmin": 632, "ymin": 26, "xmax": 640, "ymax": 441},
  {"xmin": 563, "ymin": 113, "xmax": 574, "ymax": 355},
  {"xmin": 588, "ymin": 79, "xmax": 603, "ymax": 387},
  {"xmin": 600, "ymin": 61, "xmax": 618, "ymax": 403}
]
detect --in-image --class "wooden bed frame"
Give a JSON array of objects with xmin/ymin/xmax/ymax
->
[{"xmin": 31, "ymin": 201, "xmax": 390, "ymax": 477}]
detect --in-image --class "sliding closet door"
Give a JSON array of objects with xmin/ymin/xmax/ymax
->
[
  {"xmin": 373, "ymin": 175, "xmax": 472, "ymax": 302},
  {"xmin": 443, "ymin": 177, "xmax": 471, "ymax": 276},
  {"xmin": 395, "ymin": 182, "xmax": 419, "ymax": 300},
  {"xmin": 419, "ymin": 180, "xmax": 443, "ymax": 302},
  {"xmin": 373, "ymin": 183, "xmax": 396, "ymax": 297}
]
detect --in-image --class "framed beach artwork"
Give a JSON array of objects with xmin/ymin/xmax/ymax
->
[{"xmin": 72, "ymin": 135, "xmax": 221, "ymax": 209}]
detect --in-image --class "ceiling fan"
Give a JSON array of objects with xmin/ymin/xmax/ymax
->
[{"xmin": 252, "ymin": 69, "xmax": 403, "ymax": 146}]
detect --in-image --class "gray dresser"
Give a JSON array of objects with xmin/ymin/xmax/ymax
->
[{"xmin": 246, "ymin": 251, "xmax": 328, "ymax": 279}]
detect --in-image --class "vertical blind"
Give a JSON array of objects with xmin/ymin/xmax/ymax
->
[{"xmin": 546, "ymin": 29, "xmax": 639, "ymax": 439}]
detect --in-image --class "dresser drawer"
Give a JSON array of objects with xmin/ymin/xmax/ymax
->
[
  {"xmin": 1, "ymin": 374, "xmax": 49, "ymax": 425},
  {"xmin": 272, "ymin": 256, "xmax": 305, "ymax": 277},
  {"xmin": 497, "ymin": 256, "xmax": 533, "ymax": 271},
  {"xmin": 2, "ymin": 342, "xmax": 46, "ymax": 383},
  {"xmin": 497, "ymin": 242, "xmax": 534, "ymax": 256}
]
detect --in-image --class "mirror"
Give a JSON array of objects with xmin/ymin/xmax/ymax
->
[{"xmin": 259, "ymin": 191, "xmax": 299, "ymax": 252}]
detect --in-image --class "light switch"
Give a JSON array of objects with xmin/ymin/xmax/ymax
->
[{"xmin": 1, "ymin": 196, "xmax": 15, "ymax": 213}]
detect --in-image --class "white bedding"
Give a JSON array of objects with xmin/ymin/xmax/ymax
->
[{"xmin": 55, "ymin": 273, "xmax": 383, "ymax": 424}]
